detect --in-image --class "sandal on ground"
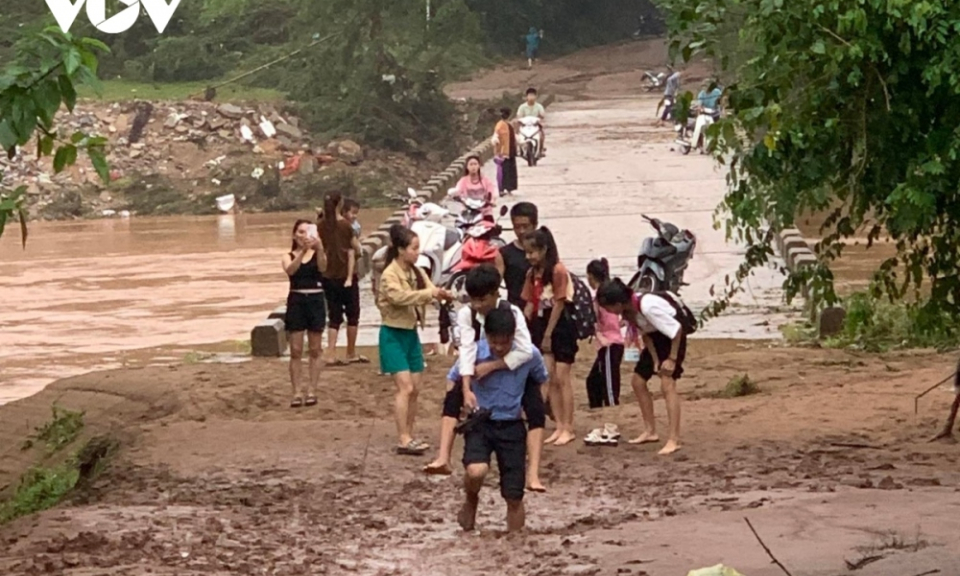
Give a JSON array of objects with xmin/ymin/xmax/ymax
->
[
  {"xmin": 304, "ymin": 395, "xmax": 318, "ymax": 407},
  {"xmin": 396, "ymin": 439, "xmax": 429, "ymax": 456},
  {"xmin": 603, "ymin": 423, "xmax": 621, "ymax": 440},
  {"xmin": 584, "ymin": 428, "xmax": 619, "ymax": 447},
  {"xmin": 346, "ymin": 355, "xmax": 370, "ymax": 364},
  {"xmin": 290, "ymin": 397, "xmax": 304, "ymax": 408}
]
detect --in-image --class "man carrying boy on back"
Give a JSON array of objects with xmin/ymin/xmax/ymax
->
[
  {"xmin": 423, "ymin": 264, "xmax": 547, "ymax": 492},
  {"xmin": 453, "ymin": 308, "xmax": 549, "ymax": 532}
]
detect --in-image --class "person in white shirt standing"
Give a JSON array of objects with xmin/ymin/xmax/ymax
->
[
  {"xmin": 596, "ymin": 279, "xmax": 688, "ymax": 455},
  {"xmin": 423, "ymin": 264, "xmax": 547, "ymax": 492}
]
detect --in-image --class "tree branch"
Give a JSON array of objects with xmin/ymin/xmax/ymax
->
[{"xmin": 744, "ymin": 517, "xmax": 794, "ymax": 576}]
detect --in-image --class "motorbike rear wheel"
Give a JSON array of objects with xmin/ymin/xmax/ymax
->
[{"xmin": 526, "ymin": 142, "xmax": 535, "ymax": 167}]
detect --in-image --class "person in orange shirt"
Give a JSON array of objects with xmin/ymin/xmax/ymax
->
[{"xmin": 493, "ymin": 108, "xmax": 518, "ymax": 195}]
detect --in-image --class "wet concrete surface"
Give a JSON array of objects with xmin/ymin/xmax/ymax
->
[{"xmin": 501, "ymin": 97, "xmax": 800, "ymax": 338}]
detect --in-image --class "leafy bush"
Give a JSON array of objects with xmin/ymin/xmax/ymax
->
[
  {"xmin": 831, "ymin": 292, "xmax": 960, "ymax": 352},
  {"xmin": 150, "ymin": 37, "xmax": 230, "ymax": 82}
]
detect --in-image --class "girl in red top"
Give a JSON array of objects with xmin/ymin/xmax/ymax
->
[{"xmin": 522, "ymin": 227, "xmax": 578, "ymax": 446}]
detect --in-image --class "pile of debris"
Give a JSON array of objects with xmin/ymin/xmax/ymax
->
[{"xmin": 0, "ymin": 100, "xmax": 366, "ymax": 198}]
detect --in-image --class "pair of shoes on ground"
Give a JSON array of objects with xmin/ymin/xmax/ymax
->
[{"xmin": 584, "ymin": 423, "xmax": 620, "ymax": 446}]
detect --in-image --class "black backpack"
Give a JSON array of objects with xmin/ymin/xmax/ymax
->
[
  {"xmin": 471, "ymin": 300, "xmax": 515, "ymax": 337},
  {"xmin": 566, "ymin": 273, "xmax": 598, "ymax": 340},
  {"xmin": 639, "ymin": 291, "xmax": 698, "ymax": 335}
]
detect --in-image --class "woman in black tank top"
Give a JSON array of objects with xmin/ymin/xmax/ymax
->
[{"xmin": 282, "ymin": 219, "xmax": 328, "ymax": 408}]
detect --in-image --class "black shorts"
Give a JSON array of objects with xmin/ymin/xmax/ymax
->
[
  {"xmin": 322, "ymin": 276, "xmax": 360, "ymax": 329},
  {"xmin": 634, "ymin": 331, "xmax": 687, "ymax": 380},
  {"xmin": 285, "ymin": 292, "xmax": 326, "ymax": 333},
  {"xmin": 443, "ymin": 375, "xmax": 545, "ymax": 429},
  {"xmin": 463, "ymin": 419, "xmax": 527, "ymax": 501},
  {"xmin": 529, "ymin": 309, "xmax": 579, "ymax": 365}
]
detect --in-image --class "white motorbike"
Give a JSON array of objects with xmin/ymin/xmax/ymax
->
[
  {"xmin": 642, "ymin": 71, "xmax": 667, "ymax": 92},
  {"xmin": 676, "ymin": 105, "xmax": 719, "ymax": 155},
  {"xmin": 516, "ymin": 116, "xmax": 543, "ymax": 167}
]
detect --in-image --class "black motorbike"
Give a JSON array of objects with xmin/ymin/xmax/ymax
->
[{"xmin": 628, "ymin": 214, "xmax": 697, "ymax": 293}]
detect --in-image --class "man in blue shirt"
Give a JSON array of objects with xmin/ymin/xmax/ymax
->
[{"xmin": 452, "ymin": 307, "xmax": 549, "ymax": 533}]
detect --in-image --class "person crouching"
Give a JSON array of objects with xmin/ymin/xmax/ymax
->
[{"xmin": 453, "ymin": 307, "xmax": 549, "ymax": 533}]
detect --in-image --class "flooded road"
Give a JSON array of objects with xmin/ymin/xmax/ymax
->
[{"xmin": 0, "ymin": 209, "xmax": 393, "ymax": 404}]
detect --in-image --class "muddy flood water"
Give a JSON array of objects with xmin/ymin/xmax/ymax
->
[{"xmin": 0, "ymin": 209, "xmax": 393, "ymax": 404}]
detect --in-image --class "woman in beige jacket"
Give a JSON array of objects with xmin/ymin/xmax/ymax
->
[{"xmin": 378, "ymin": 224, "xmax": 453, "ymax": 455}]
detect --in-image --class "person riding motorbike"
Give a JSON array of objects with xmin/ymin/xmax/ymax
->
[
  {"xmin": 516, "ymin": 87, "xmax": 546, "ymax": 155},
  {"xmin": 453, "ymin": 155, "xmax": 498, "ymax": 219},
  {"xmin": 696, "ymin": 80, "xmax": 723, "ymax": 120}
]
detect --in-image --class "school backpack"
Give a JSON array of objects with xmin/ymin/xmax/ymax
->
[
  {"xmin": 566, "ymin": 273, "xmax": 598, "ymax": 340},
  {"xmin": 639, "ymin": 291, "xmax": 699, "ymax": 335},
  {"xmin": 471, "ymin": 300, "xmax": 515, "ymax": 337}
]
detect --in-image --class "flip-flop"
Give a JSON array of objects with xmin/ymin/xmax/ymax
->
[
  {"xmin": 346, "ymin": 356, "xmax": 370, "ymax": 364},
  {"xmin": 397, "ymin": 440, "xmax": 429, "ymax": 456},
  {"xmin": 290, "ymin": 397, "xmax": 304, "ymax": 408},
  {"xmin": 304, "ymin": 395, "xmax": 317, "ymax": 406}
]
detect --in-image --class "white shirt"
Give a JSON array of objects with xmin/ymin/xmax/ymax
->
[
  {"xmin": 457, "ymin": 300, "xmax": 534, "ymax": 377},
  {"xmin": 636, "ymin": 294, "xmax": 682, "ymax": 339}
]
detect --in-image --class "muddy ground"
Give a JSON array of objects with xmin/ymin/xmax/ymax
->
[{"xmin": 2, "ymin": 340, "xmax": 959, "ymax": 575}]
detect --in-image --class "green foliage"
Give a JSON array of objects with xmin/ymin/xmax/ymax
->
[
  {"xmin": 659, "ymin": 0, "xmax": 960, "ymax": 322},
  {"xmin": 20, "ymin": 405, "xmax": 86, "ymax": 454},
  {"xmin": 830, "ymin": 291, "xmax": 960, "ymax": 352},
  {"xmin": 0, "ymin": 465, "xmax": 80, "ymax": 524},
  {"xmin": 718, "ymin": 374, "xmax": 760, "ymax": 398},
  {"xmin": 0, "ymin": 28, "xmax": 109, "ymax": 245}
]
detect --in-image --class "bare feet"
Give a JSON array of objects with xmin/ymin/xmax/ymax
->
[
  {"xmin": 423, "ymin": 461, "xmax": 453, "ymax": 475},
  {"xmin": 628, "ymin": 432, "xmax": 659, "ymax": 445},
  {"xmin": 658, "ymin": 440, "xmax": 681, "ymax": 455},
  {"xmin": 553, "ymin": 431, "xmax": 576, "ymax": 446},
  {"xmin": 544, "ymin": 430, "xmax": 561, "ymax": 445},
  {"xmin": 526, "ymin": 478, "xmax": 547, "ymax": 493},
  {"xmin": 457, "ymin": 501, "xmax": 477, "ymax": 531}
]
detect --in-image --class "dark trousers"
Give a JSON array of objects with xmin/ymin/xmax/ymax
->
[{"xmin": 586, "ymin": 344, "xmax": 624, "ymax": 408}]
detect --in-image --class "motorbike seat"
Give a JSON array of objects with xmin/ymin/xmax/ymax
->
[{"xmin": 444, "ymin": 228, "xmax": 461, "ymax": 250}]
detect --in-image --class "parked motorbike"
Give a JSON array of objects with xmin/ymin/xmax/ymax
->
[
  {"xmin": 516, "ymin": 116, "xmax": 543, "ymax": 167},
  {"xmin": 642, "ymin": 71, "xmax": 667, "ymax": 92},
  {"xmin": 627, "ymin": 213, "xmax": 696, "ymax": 294}
]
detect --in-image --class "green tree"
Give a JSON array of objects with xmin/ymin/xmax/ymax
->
[
  {"xmin": 660, "ymin": 0, "xmax": 960, "ymax": 328},
  {"xmin": 0, "ymin": 29, "xmax": 109, "ymax": 246}
]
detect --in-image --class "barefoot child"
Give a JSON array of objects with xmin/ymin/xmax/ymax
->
[
  {"xmin": 455, "ymin": 308, "xmax": 549, "ymax": 533},
  {"xmin": 423, "ymin": 264, "xmax": 547, "ymax": 492},
  {"xmin": 596, "ymin": 279, "xmax": 689, "ymax": 455},
  {"xmin": 522, "ymin": 227, "xmax": 578, "ymax": 447}
]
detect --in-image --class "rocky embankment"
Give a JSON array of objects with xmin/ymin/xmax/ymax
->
[{"xmin": 0, "ymin": 100, "xmax": 444, "ymax": 220}]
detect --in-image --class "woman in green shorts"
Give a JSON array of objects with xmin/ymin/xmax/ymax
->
[{"xmin": 377, "ymin": 224, "xmax": 454, "ymax": 455}]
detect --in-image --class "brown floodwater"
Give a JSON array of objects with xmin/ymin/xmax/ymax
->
[{"xmin": 0, "ymin": 209, "xmax": 393, "ymax": 404}]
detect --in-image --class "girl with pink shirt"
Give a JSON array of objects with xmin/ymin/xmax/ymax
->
[
  {"xmin": 585, "ymin": 259, "xmax": 624, "ymax": 408},
  {"xmin": 454, "ymin": 155, "xmax": 498, "ymax": 210}
]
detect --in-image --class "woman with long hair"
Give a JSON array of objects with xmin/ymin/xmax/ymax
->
[
  {"xmin": 319, "ymin": 192, "xmax": 366, "ymax": 365},
  {"xmin": 282, "ymin": 219, "xmax": 328, "ymax": 407},
  {"xmin": 596, "ymin": 278, "xmax": 688, "ymax": 455},
  {"xmin": 377, "ymin": 224, "xmax": 454, "ymax": 454},
  {"xmin": 454, "ymin": 154, "xmax": 498, "ymax": 206},
  {"xmin": 494, "ymin": 108, "xmax": 519, "ymax": 195},
  {"xmin": 521, "ymin": 227, "xmax": 579, "ymax": 446}
]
